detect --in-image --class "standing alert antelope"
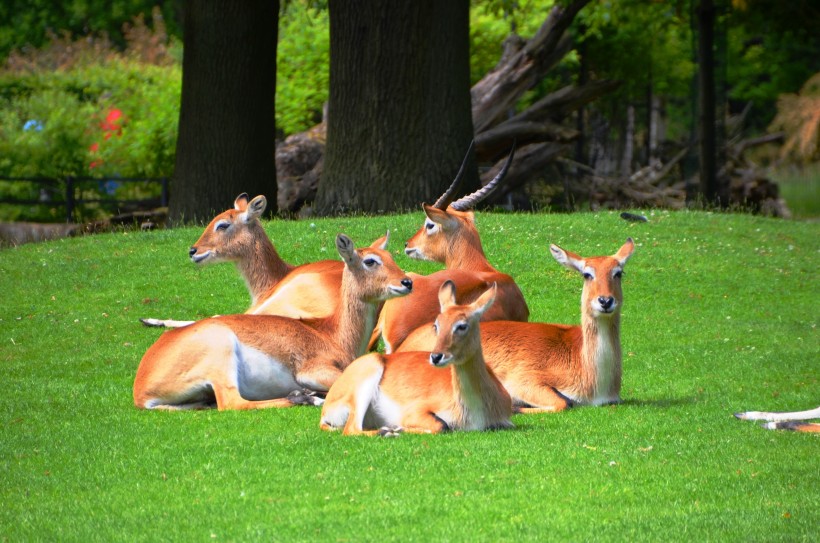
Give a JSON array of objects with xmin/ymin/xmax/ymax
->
[
  {"xmin": 133, "ymin": 234, "xmax": 412, "ymax": 410},
  {"xmin": 399, "ymin": 238, "xmax": 635, "ymax": 413},
  {"xmin": 374, "ymin": 142, "xmax": 529, "ymax": 352},
  {"xmin": 141, "ymin": 193, "xmax": 343, "ymax": 328},
  {"xmin": 320, "ymin": 281, "xmax": 513, "ymax": 436}
]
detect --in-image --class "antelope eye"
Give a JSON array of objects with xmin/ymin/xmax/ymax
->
[
  {"xmin": 363, "ymin": 258, "xmax": 378, "ymax": 267},
  {"xmin": 455, "ymin": 322, "xmax": 468, "ymax": 334},
  {"xmin": 215, "ymin": 222, "xmax": 230, "ymax": 232},
  {"xmin": 614, "ymin": 270, "xmax": 623, "ymax": 279},
  {"xmin": 432, "ymin": 322, "xmax": 439, "ymax": 333},
  {"xmin": 583, "ymin": 272, "xmax": 593, "ymax": 280},
  {"xmin": 425, "ymin": 222, "xmax": 436, "ymax": 231}
]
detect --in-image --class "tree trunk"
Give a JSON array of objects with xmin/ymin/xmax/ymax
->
[
  {"xmin": 621, "ymin": 105, "xmax": 635, "ymax": 177},
  {"xmin": 697, "ymin": 0, "xmax": 719, "ymax": 206},
  {"xmin": 315, "ymin": 0, "xmax": 476, "ymax": 215},
  {"xmin": 170, "ymin": 0, "xmax": 279, "ymax": 224}
]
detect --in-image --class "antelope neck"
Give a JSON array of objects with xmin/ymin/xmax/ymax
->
[
  {"xmin": 318, "ymin": 272, "xmax": 378, "ymax": 362},
  {"xmin": 237, "ymin": 235, "xmax": 293, "ymax": 305}
]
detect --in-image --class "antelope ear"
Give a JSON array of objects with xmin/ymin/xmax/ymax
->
[
  {"xmin": 550, "ymin": 244, "xmax": 585, "ymax": 273},
  {"xmin": 242, "ymin": 195, "xmax": 267, "ymax": 222},
  {"xmin": 471, "ymin": 282, "xmax": 497, "ymax": 318},
  {"xmin": 437, "ymin": 280, "xmax": 457, "ymax": 312},
  {"xmin": 234, "ymin": 193, "xmax": 250, "ymax": 211},
  {"xmin": 614, "ymin": 237, "xmax": 635, "ymax": 266},
  {"xmin": 423, "ymin": 204, "xmax": 455, "ymax": 228},
  {"xmin": 369, "ymin": 230, "xmax": 389, "ymax": 250},
  {"xmin": 336, "ymin": 234, "xmax": 360, "ymax": 266}
]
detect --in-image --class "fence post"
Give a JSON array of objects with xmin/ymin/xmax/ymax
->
[
  {"xmin": 65, "ymin": 176, "xmax": 75, "ymax": 223},
  {"xmin": 161, "ymin": 177, "xmax": 169, "ymax": 207}
]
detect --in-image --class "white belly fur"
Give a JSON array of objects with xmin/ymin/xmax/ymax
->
[{"xmin": 233, "ymin": 339, "xmax": 300, "ymax": 400}]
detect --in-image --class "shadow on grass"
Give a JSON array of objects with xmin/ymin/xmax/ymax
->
[{"xmin": 620, "ymin": 396, "xmax": 698, "ymax": 409}]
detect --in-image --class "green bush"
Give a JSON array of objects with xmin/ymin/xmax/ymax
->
[
  {"xmin": 0, "ymin": 15, "xmax": 181, "ymax": 222},
  {"xmin": 276, "ymin": 2, "xmax": 330, "ymax": 136}
]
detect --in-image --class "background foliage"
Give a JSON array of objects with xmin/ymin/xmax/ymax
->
[{"xmin": 1, "ymin": 0, "xmax": 819, "ymax": 221}]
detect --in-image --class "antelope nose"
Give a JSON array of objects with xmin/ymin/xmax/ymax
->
[
  {"xmin": 598, "ymin": 296, "xmax": 614, "ymax": 310},
  {"xmin": 401, "ymin": 278, "xmax": 413, "ymax": 291},
  {"xmin": 430, "ymin": 353, "xmax": 444, "ymax": 366},
  {"xmin": 189, "ymin": 247, "xmax": 197, "ymax": 257}
]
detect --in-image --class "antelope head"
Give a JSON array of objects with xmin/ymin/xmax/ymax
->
[
  {"xmin": 550, "ymin": 238, "xmax": 635, "ymax": 318},
  {"xmin": 429, "ymin": 280, "xmax": 497, "ymax": 368},
  {"xmin": 189, "ymin": 193, "xmax": 267, "ymax": 265},
  {"xmin": 336, "ymin": 232, "xmax": 413, "ymax": 303},
  {"xmin": 405, "ymin": 142, "xmax": 515, "ymax": 264}
]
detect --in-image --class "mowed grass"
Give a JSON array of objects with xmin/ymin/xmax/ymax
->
[{"xmin": 0, "ymin": 209, "xmax": 817, "ymax": 542}]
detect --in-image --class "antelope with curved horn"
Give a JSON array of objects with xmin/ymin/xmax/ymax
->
[
  {"xmin": 320, "ymin": 281, "xmax": 513, "ymax": 436},
  {"xmin": 133, "ymin": 234, "xmax": 412, "ymax": 410},
  {"xmin": 735, "ymin": 406, "xmax": 820, "ymax": 432},
  {"xmin": 373, "ymin": 142, "xmax": 529, "ymax": 353},
  {"xmin": 399, "ymin": 238, "xmax": 636, "ymax": 413},
  {"xmin": 140, "ymin": 193, "xmax": 343, "ymax": 328}
]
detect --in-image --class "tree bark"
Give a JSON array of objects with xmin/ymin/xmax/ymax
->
[
  {"xmin": 170, "ymin": 0, "xmax": 279, "ymax": 224},
  {"xmin": 315, "ymin": 0, "xmax": 476, "ymax": 215},
  {"xmin": 697, "ymin": 0, "xmax": 719, "ymax": 206},
  {"xmin": 621, "ymin": 104, "xmax": 635, "ymax": 176}
]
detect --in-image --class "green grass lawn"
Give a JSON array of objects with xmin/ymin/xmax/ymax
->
[{"xmin": 1, "ymin": 209, "xmax": 817, "ymax": 542}]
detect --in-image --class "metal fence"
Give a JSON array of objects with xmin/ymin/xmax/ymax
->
[{"xmin": 0, "ymin": 176, "xmax": 169, "ymax": 222}]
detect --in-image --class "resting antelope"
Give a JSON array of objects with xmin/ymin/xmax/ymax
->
[
  {"xmin": 141, "ymin": 193, "xmax": 343, "ymax": 328},
  {"xmin": 735, "ymin": 406, "xmax": 820, "ymax": 432},
  {"xmin": 133, "ymin": 234, "xmax": 412, "ymax": 410},
  {"xmin": 374, "ymin": 142, "xmax": 529, "ymax": 352},
  {"xmin": 399, "ymin": 238, "xmax": 635, "ymax": 413},
  {"xmin": 320, "ymin": 281, "xmax": 513, "ymax": 435}
]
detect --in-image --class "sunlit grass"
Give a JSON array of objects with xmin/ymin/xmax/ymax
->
[{"xmin": 1, "ymin": 210, "xmax": 817, "ymax": 541}]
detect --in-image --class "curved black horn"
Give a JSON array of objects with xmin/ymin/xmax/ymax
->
[
  {"xmin": 450, "ymin": 141, "xmax": 516, "ymax": 211},
  {"xmin": 432, "ymin": 139, "xmax": 475, "ymax": 210}
]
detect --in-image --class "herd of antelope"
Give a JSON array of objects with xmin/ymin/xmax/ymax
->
[{"xmin": 133, "ymin": 144, "xmax": 818, "ymax": 435}]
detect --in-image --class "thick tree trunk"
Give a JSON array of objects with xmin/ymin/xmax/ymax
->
[
  {"xmin": 170, "ymin": 0, "xmax": 279, "ymax": 224},
  {"xmin": 621, "ymin": 104, "xmax": 635, "ymax": 177},
  {"xmin": 281, "ymin": 0, "xmax": 615, "ymax": 213},
  {"xmin": 697, "ymin": 0, "xmax": 720, "ymax": 206},
  {"xmin": 315, "ymin": 0, "xmax": 476, "ymax": 215}
]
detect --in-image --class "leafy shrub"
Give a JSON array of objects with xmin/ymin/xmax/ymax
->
[
  {"xmin": 769, "ymin": 72, "xmax": 820, "ymax": 163},
  {"xmin": 276, "ymin": 2, "xmax": 330, "ymax": 136},
  {"xmin": 0, "ymin": 11, "xmax": 180, "ymax": 221}
]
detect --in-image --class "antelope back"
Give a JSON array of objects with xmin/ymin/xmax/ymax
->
[
  {"xmin": 190, "ymin": 193, "xmax": 268, "ymax": 264},
  {"xmin": 550, "ymin": 238, "xmax": 635, "ymax": 318}
]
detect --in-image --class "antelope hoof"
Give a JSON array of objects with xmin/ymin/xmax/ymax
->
[
  {"xmin": 287, "ymin": 389, "xmax": 324, "ymax": 407},
  {"xmin": 377, "ymin": 426, "xmax": 403, "ymax": 438}
]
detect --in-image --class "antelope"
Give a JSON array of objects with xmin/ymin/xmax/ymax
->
[
  {"xmin": 141, "ymin": 193, "xmax": 343, "ymax": 328},
  {"xmin": 735, "ymin": 406, "xmax": 820, "ymax": 433},
  {"xmin": 398, "ymin": 238, "xmax": 636, "ymax": 413},
  {"xmin": 320, "ymin": 281, "xmax": 513, "ymax": 436},
  {"xmin": 133, "ymin": 234, "xmax": 413, "ymax": 410},
  {"xmin": 373, "ymin": 142, "xmax": 529, "ymax": 353}
]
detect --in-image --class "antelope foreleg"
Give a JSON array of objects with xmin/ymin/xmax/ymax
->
[{"xmin": 512, "ymin": 386, "xmax": 572, "ymax": 414}]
